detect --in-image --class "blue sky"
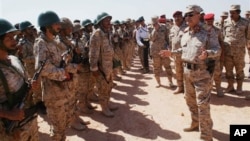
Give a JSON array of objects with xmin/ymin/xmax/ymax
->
[{"xmin": 0, "ymin": 0, "xmax": 249, "ymax": 27}]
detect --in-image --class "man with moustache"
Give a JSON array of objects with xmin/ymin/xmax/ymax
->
[{"xmin": 160, "ymin": 5, "xmax": 220, "ymax": 141}]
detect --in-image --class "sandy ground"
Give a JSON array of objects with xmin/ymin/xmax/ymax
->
[{"xmin": 38, "ymin": 55, "xmax": 250, "ymax": 141}]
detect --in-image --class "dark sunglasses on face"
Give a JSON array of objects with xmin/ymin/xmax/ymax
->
[{"xmin": 185, "ymin": 12, "xmax": 198, "ymax": 18}]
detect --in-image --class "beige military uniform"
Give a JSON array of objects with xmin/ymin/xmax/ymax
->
[
  {"xmin": 35, "ymin": 33, "xmax": 78, "ymax": 141},
  {"xmin": 150, "ymin": 23, "xmax": 173, "ymax": 86},
  {"xmin": 0, "ymin": 55, "xmax": 38, "ymax": 141}
]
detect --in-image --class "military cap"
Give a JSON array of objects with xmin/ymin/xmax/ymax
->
[
  {"xmin": 82, "ymin": 19, "xmax": 93, "ymax": 27},
  {"xmin": 160, "ymin": 15, "xmax": 166, "ymax": 18},
  {"xmin": 204, "ymin": 13, "xmax": 215, "ymax": 20},
  {"xmin": 221, "ymin": 11, "xmax": 229, "ymax": 17},
  {"xmin": 96, "ymin": 12, "xmax": 112, "ymax": 24},
  {"xmin": 173, "ymin": 11, "xmax": 183, "ymax": 17},
  {"xmin": 137, "ymin": 16, "xmax": 144, "ymax": 22},
  {"xmin": 185, "ymin": 5, "xmax": 203, "ymax": 14},
  {"xmin": 158, "ymin": 15, "xmax": 167, "ymax": 23},
  {"xmin": 73, "ymin": 19, "xmax": 80, "ymax": 23},
  {"xmin": 112, "ymin": 20, "xmax": 120, "ymax": 25},
  {"xmin": 60, "ymin": 17, "xmax": 73, "ymax": 29},
  {"xmin": 151, "ymin": 16, "xmax": 159, "ymax": 24},
  {"xmin": 230, "ymin": 5, "xmax": 241, "ymax": 11},
  {"xmin": 126, "ymin": 18, "xmax": 131, "ymax": 24},
  {"xmin": 245, "ymin": 11, "xmax": 250, "ymax": 15},
  {"xmin": 72, "ymin": 23, "xmax": 83, "ymax": 33}
]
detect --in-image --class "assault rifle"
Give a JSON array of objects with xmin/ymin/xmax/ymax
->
[{"xmin": 6, "ymin": 60, "xmax": 46, "ymax": 134}]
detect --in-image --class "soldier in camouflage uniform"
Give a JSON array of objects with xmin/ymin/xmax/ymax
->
[
  {"xmin": 81, "ymin": 19, "xmax": 100, "ymax": 103},
  {"xmin": 34, "ymin": 11, "xmax": 82, "ymax": 141},
  {"xmin": 223, "ymin": 5, "xmax": 250, "ymax": 94},
  {"xmin": 18, "ymin": 21, "xmax": 46, "ymax": 110},
  {"xmin": 160, "ymin": 5, "xmax": 220, "ymax": 141},
  {"xmin": 169, "ymin": 11, "xmax": 187, "ymax": 94},
  {"xmin": 204, "ymin": 13, "xmax": 224, "ymax": 97},
  {"xmin": 18, "ymin": 21, "xmax": 36, "ymax": 78},
  {"xmin": 112, "ymin": 20, "xmax": 125, "ymax": 77},
  {"xmin": 89, "ymin": 12, "xmax": 118, "ymax": 117},
  {"xmin": 72, "ymin": 22, "xmax": 97, "ymax": 116},
  {"xmin": 150, "ymin": 16, "xmax": 174, "ymax": 88},
  {"xmin": 0, "ymin": 18, "xmax": 39, "ymax": 141},
  {"xmin": 57, "ymin": 17, "xmax": 86, "ymax": 131}
]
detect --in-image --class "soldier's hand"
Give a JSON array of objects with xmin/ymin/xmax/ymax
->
[
  {"xmin": 159, "ymin": 50, "xmax": 171, "ymax": 57},
  {"xmin": 4, "ymin": 109, "xmax": 25, "ymax": 121},
  {"xmin": 198, "ymin": 50, "xmax": 208, "ymax": 60},
  {"xmin": 92, "ymin": 70, "xmax": 99, "ymax": 78}
]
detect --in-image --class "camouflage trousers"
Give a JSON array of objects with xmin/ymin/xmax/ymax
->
[
  {"xmin": 0, "ymin": 118, "xmax": 39, "ymax": 141},
  {"xmin": 95, "ymin": 72, "xmax": 113, "ymax": 103},
  {"xmin": 152, "ymin": 55, "xmax": 173, "ymax": 78},
  {"xmin": 76, "ymin": 71, "xmax": 92, "ymax": 109},
  {"xmin": 224, "ymin": 52, "xmax": 245, "ymax": 83},
  {"xmin": 173, "ymin": 55, "xmax": 184, "ymax": 87},
  {"xmin": 213, "ymin": 58, "xmax": 222, "ymax": 85},
  {"xmin": 183, "ymin": 68, "xmax": 213, "ymax": 140},
  {"xmin": 43, "ymin": 80, "xmax": 71, "ymax": 141},
  {"xmin": 122, "ymin": 41, "xmax": 132, "ymax": 69}
]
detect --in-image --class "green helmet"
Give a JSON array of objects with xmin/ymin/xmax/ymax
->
[
  {"xmin": 0, "ymin": 18, "xmax": 18, "ymax": 36},
  {"xmin": 38, "ymin": 11, "xmax": 60, "ymax": 27},
  {"xmin": 19, "ymin": 21, "xmax": 33, "ymax": 31},
  {"xmin": 96, "ymin": 12, "xmax": 112, "ymax": 24},
  {"xmin": 112, "ymin": 20, "xmax": 120, "ymax": 25},
  {"xmin": 81, "ymin": 19, "xmax": 92, "ymax": 27}
]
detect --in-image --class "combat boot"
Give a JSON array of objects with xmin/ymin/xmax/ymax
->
[
  {"xmin": 88, "ymin": 93, "xmax": 99, "ymax": 102},
  {"xmin": 183, "ymin": 122, "xmax": 199, "ymax": 132},
  {"xmin": 167, "ymin": 77, "xmax": 175, "ymax": 88},
  {"xmin": 109, "ymin": 104, "xmax": 119, "ymax": 111},
  {"xmin": 173, "ymin": 86, "xmax": 184, "ymax": 94},
  {"xmin": 224, "ymin": 80, "xmax": 235, "ymax": 93},
  {"xmin": 100, "ymin": 101, "xmax": 114, "ymax": 118},
  {"xmin": 236, "ymin": 80, "xmax": 243, "ymax": 94},
  {"xmin": 155, "ymin": 76, "xmax": 161, "ymax": 88},
  {"xmin": 70, "ymin": 119, "xmax": 86, "ymax": 131},
  {"xmin": 215, "ymin": 83, "xmax": 224, "ymax": 97},
  {"xmin": 245, "ymin": 95, "xmax": 250, "ymax": 100}
]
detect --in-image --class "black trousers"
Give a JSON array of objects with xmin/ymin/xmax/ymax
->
[{"xmin": 141, "ymin": 40, "xmax": 149, "ymax": 70}]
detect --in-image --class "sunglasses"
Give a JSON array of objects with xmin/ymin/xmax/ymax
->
[{"xmin": 185, "ymin": 13, "xmax": 198, "ymax": 17}]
